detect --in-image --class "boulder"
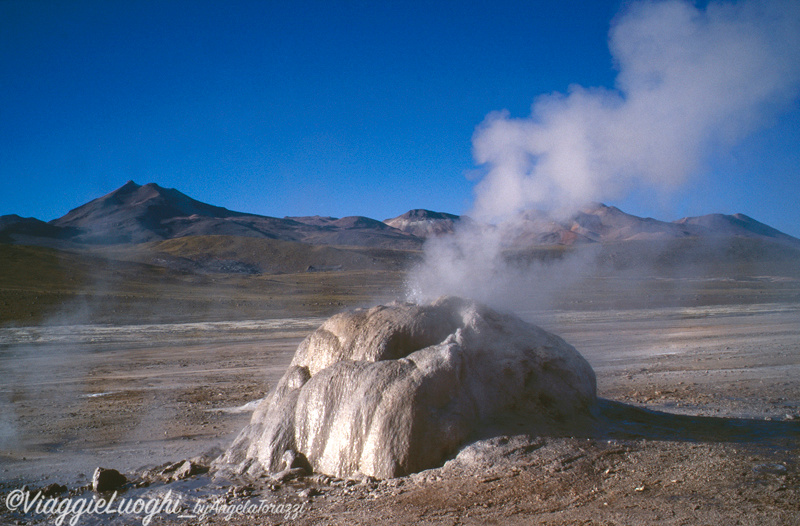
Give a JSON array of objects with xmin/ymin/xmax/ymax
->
[
  {"xmin": 92, "ymin": 467, "xmax": 126, "ymax": 492},
  {"xmin": 214, "ymin": 297, "xmax": 596, "ymax": 479},
  {"xmin": 171, "ymin": 460, "xmax": 207, "ymax": 480}
]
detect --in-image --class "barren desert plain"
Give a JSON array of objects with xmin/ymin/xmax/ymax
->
[
  {"xmin": 2, "ymin": 239, "xmax": 800, "ymax": 525},
  {"xmin": 5, "ymin": 0, "xmax": 800, "ymax": 521}
]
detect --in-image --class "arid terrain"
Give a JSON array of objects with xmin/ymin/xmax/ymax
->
[
  {"xmin": 2, "ymin": 183, "xmax": 800, "ymax": 524},
  {"xmin": 2, "ymin": 270, "xmax": 799, "ymax": 525}
]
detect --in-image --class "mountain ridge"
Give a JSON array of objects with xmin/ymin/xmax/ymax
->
[
  {"xmin": 1, "ymin": 181, "xmax": 798, "ymax": 249},
  {"xmin": 33, "ymin": 181, "xmax": 421, "ymax": 248}
]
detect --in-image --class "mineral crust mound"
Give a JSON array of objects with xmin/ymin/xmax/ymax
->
[{"xmin": 214, "ymin": 296, "xmax": 596, "ymax": 479}]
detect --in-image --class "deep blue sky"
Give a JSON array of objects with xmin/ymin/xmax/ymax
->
[{"xmin": 2, "ymin": 0, "xmax": 799, "ymax": 235}]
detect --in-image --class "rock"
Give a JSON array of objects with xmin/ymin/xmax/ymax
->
[
  {"xmin": 298, "ymin": 487, "xmax": 320, "ymax": 498},
  {"xmin": 225, "ymin": 485, "xmax": 254, "ymax": 500},
  {"xmin": 172, "ymin": 460, "xmax": 207, "ymax": 480},
  {"xmin": 309, "ymin": 473, "xmax": 333, "ymax": 485},
  {"xmin": 281, "ymin": 449, "xmax": 312, "ymax": 474},
  {"xmin": 214, "ymin": 297, "xmax": 596, "ymax": 479},
  {"xmin": 40, "ymin": 483, "xmax": 67, "ymax": 497},
  {"xmin": 271, "ymin": 467, "xmax": 308, "ymax": 483},
  {"xmin": 192, "ymin": 446, "xmax": 223, "ymax": 466},
  {"xmin": 385, "ymin": 478, "xmax": 404, "ymax": 488},
  {"xmin": 448, "ymin": 435, "xmax": 546, "ymax": 471},
  {"xmin": 157, "ymin": 460, "xmax": 184, "ymax": 476},
  {"xmin": 92, "ymin": 468, "xmax": 127, "ymax": 492},
  {"xmin": 152, "ymin": 459, "xmax": 209, "ymax": 482},
  {"xmin": 358, "ymin": 475, "xmax": 378, "ymax": 489}
]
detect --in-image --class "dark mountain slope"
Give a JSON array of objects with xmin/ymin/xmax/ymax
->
[{"xmin": 44, "ymin": 181, "xmax": 420, "ymax": 248}]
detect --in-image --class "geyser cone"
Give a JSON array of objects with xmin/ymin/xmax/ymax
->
[{"xmin": 215, "ymin": 296, "xmax": 596, "ymax": 479}]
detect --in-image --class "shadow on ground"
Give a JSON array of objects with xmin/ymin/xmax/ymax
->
[
  {"xmin": 596, "ymin": 399, "xmax": 800, "ymax": 443},
  {"xmin": 482, "ymin": 398, "xmax": 800, "ymax": 447}
]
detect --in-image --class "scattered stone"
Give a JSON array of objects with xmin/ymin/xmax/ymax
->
[
  {"xmin": 225, "ymin": 485, "xmax": 254, "ymax": 500},
  {"xmin": 309, "ymin": 473, "xmax": 333, "ymax": 485},
  {"xmin": 271, "ymin": 467, "xmax": 308, "ymax": 483},
  {"xmin": 298, "ymin": 487, "xmax": 320, "ymax": 498},
  {"xmin": 358, "ymin": 475, "xmax": 378, "ymax": 487},
  {"xmin": 92, "ymin": 468, "xmax": 127, "ymax": 493},
  {"xmin": 385, "ymin": 478, "xmax": 404, "ymax": 488},
  {"xmin": 40, "ymin": 483, "xmax": 67, "ymax": 497},
  {"xmin": 172, "ymin": 460, "xmax": 208, "ymax": 480},
  {"xmin": 157, "ymin": 461, "xmax": 184, "ymax": 476}
]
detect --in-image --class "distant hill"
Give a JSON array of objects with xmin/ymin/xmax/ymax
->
[
  {"xmin": 383, "ymin": 209, "xmax": 460, "ymax": 238},
  {"xmin": 499, "ymin": 203, "xmax": 800, "ymax": 248},
  {"xmin": 0, "ymin": 214, "xmax": 78, "ymax": 244},
  {"xmin": 1, "ymin": 182, "xmax": 798, "ymax": 251},
  {"xmin": 673, "ymin": 213, "xmax": 799, "ymax": 244},
  {"xmin": 7, "ymin": 181, "xmax": 422, "ymax": 249}
]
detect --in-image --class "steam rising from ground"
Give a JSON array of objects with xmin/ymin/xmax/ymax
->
[
  {"xmin": 406, "ymin": 221, "xmax": 600, "ymax": 312},
  {"xmin": 473, "ymin": 0, "xmax": 800, "ymax": 219},
  {"xmin": 407, "ymin": 0, "xmax": 800, "ymax": 312}
]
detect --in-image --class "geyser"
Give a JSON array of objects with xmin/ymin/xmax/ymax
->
[{"xmin": 215, "ymin": 297, "xmax": 596, "ymax": 479}]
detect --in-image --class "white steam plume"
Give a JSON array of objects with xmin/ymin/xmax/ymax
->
[
  {"xmin": 408, "ymin": 0, "xmax": 800, "ymax": 312},
  {"xmin": 474, "ymin": 0, "xmax": 800, "ymax": 220}
]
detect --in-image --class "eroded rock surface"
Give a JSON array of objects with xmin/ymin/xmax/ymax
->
[{"xmin": 214, "ymin": 297, "xmax": 596, "ymax": 479}]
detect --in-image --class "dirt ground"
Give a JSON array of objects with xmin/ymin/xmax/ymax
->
[{"xmin": 1, "ymin": 291, "xmax": 799, "ymax": 524}]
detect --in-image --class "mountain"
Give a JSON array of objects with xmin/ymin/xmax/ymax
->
[
  {"xmin": 503, "ymin": 204, "xmax": 696, "ymax": 246},
  {"xmin": 0, "ymin": 214, "xmax": 76, "ymax": 244},
  {"xmin": 49, "ymin": 181, "xmax": 244, "ymax": 244},
  {"xmin": 40, "ymin": 181, "xmax": 421, "ymax": 249},
  {"xmin": 498, "ymin": 204, "xmax": 800, "ymax": 248},
  {"xmin": 673, "ymin": 213, "xmax": 799, "ymax": 244},
  {"xmin": 383, "ymin": 209, "xmax": 460, "ymax": 238},
  {"xmin": 1, "ymin": 182, "xmax": 798, "ymax": 251}
]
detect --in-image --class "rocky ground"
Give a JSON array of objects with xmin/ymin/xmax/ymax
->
[{"xmin": 2, "ymin": 297, "xmax": 799, "ymax": 525}]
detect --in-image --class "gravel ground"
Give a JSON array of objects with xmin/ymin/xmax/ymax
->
[{"xmin": 2, "ymin": 301, "xmax": 799, "ymax": 525}]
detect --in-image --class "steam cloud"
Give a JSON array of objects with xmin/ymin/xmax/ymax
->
[
  {"xmin": 473, "ymin": 0, "xmax": 800, "ymax": 219},
  {"xmin": 407, "ymin": 0, "xmax": 800, "ymax": 312}
]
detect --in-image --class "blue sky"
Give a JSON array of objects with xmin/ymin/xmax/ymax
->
[{"xmin": 2, "ymin": 0, "xmax": 799, "ymax": 236}]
